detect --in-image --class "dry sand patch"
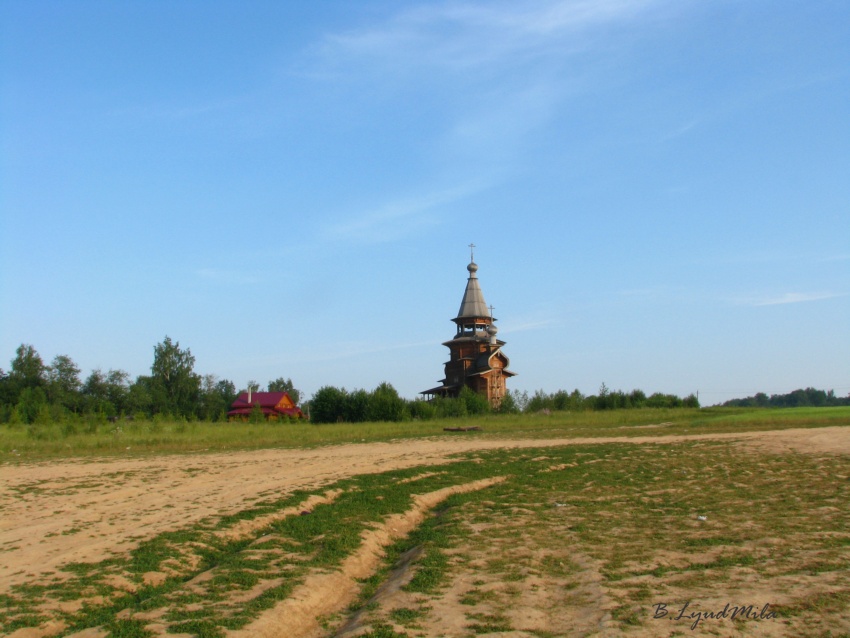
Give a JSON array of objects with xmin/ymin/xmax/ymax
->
[
  {"xmin": 2, "ymin": 427, "xmax": 848, "ymax": 593},
  {"xmin": 1, "ymin": 426, "xmax": 848, "ymax": 637}
]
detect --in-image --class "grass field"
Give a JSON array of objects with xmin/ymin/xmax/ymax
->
[
  {"xmin": 2, "ymin": 406, "xmax": 850, "ymax": 462},
  {"xmin": 1, "ymin": 408, "xmax": 849, "ymax": 637}
]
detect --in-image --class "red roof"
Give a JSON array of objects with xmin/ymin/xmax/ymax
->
[
  {"xmin": 227, "ymin": 391, "xmax": 304, "ymax": 419},
  {"xmin": 230, "ymin": 392, "xmax": 290, "ymax": 409}
]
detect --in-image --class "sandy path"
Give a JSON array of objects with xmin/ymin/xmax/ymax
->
[{"xmin": 2, "ymin": 426, "xmax": 848, "ymax": 595}]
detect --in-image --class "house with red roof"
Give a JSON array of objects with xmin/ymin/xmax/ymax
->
[{"xmin": 227, "ymin": 390, "xmax": 305, "ymax": 421}]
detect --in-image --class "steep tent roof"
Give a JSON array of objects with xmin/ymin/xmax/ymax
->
[{"xmin": 456, "ymin": 261, "xmax": 490, "ymax": 319}]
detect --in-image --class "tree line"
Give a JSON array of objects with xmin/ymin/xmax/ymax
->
[
  {"xmin": 0, "ymin": 340, "xmax": 299, "ymax": 425},
  {"xmin": 305, "ymin": 382, "xmax": 700, "ymax": 423},
  {"xmin": 25, "ymin": 340, "xmax": 841, "ymax": 427},
  {"xmin": 722, "ymin": 388, "xmax": 850, "ymax": 408}
]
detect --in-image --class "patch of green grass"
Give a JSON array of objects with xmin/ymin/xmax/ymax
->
[
  {"xmin": 167, "ymin": 619, "xmax": 225, "ymax": 638},
  {"xmin": 389, "ymin": 606, "xmax": 429, "ymax": 625},
  {"xmin": 466, "ymin": 612, "xmax": 512, "ymax": 634},
  {"xmin": 773, "ymin": 591, "xmax": 850, "ymax": 617},
  {"xmin": 357, "ymin": 623, "xmax": 411, "ymax": 638},
  {"xmin": 105, "ymin": 618, "xmax": 155, "ymax": 638},
  {"xmin": 3, "ymin": 406, "xmax": 848, "ymax": 462},
  {"xmin": 404, "ymin": 546, "xmax": 449, "ymax": 594},
  {"xmin": 459, "ymin": 589, "xmax": 498, "ymax": 605},
  {"xmin": 611, "ymin": 604, "xmax": 643, "ymax": 626}
]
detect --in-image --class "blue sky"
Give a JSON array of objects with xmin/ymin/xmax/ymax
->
[{"xmin": 1, "ymin": 0, "xmax": 848, "ymax": 405}]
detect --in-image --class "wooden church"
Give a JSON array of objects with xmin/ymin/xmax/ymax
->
[{"xmin": 422, "ymin": 247, "xmax": 516, "ymax": 408}]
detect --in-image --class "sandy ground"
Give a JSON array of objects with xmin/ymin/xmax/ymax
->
[{"xmin": 3, "ymin": 426, "xmax": 848, "ymax": 600}]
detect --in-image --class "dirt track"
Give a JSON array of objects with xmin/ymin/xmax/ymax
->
[{"xmin": 2, "ymin": 426, "xmax": 848, "ymax": 600}]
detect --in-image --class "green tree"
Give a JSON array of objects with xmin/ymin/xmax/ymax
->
[
  {"xmin": 216, "ymin": 378, "xmax": 237, "ymax": 407},
  {"xmin": 10, "ymin": 344, "xmax": 46, "ymax": 392},
  {"xmin": 628, "ymin": 389, "xmax": 647, "ymax": 408},
  {"xmin": 458, "ymin": 385, "xmax": 490, "ymax": 416},
  {"xmin": 496, "ymin": 391, "xmax": 520, "ymax": 414},
  {"xmin": 127, "ymin": 376, "xmax": 154, "ymax": 417},
  {"xmin": 526, "ymin": 389, "xmax": 553, "ymax": 413},
  {"xmin": 197, "ymin": 376, "xmax": 237, "ymax": 421},
  {"xmin": 435, "ymin": 396, "xmax": 467, "ymax": 418},
  {"xmin": 551, "ymin": 390, "xmax": 570, "ymax": 411},
  {"xmin": 682, "ymin": 393, "xmax": 700, "ymax": 408},
  {"xmin": 345, "ymin": 388, "xmax": 370, "ymax": 423},
  {"xmin": 199, "ymin": 375, "xmax": 227, "ymax": 421},
  {"xmin": 408, "ymin": 399, "xmax": 437, "ymax": 420},
  {"xmin": 646, "ymin": 392, "xmax": 682, "ymax": 409},
  {"xmin": 83, "ymin": 369, "xmax": 114, "ymax": 415},
  {"xmin": 249, "ymin": 401, "xmax": 265, "ymax": 423},
  {"xmin": 268, "ymin": 377, "xmax": 301, "ymax": 404},
  {"xmin": 368, "ymin": 382, "xmax": 408, "ymax": 422},
  {"xmin": 310, "ymin": 386, "xmax": 347, "ymax": 423},
  {"xmin": 596, "ymin": 382, "xmax": 610, "ymax": 410},
  {"xmin": 509, "ymin": 389, "xmax": 529, "ymax": 412},
  {"xmin": 0, "ymin": 368, "xmax": 13, "ymax": 419},
  {"xmin": 150, "ymin": 337, "xmax": 200, "ymax": 417},
  {"xmin": 14, "ymin": 387, "xmax": 48, "ymax": 424},
  {"xmin": 46, "ymin": 355, "xmax": 82, "ymax": 413},
  {"xmin": 569, "ymin": 389, "xmax": 586, "ymax": 411},
  {"xmin": 105, "ymin": 369, "xmax": 130, "ymax": 415}
]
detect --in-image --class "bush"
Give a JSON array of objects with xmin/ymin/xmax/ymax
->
[
  {"xmin": 249, "ymin": 403, "xmax": 264, "ymax": 424},
  {"xmin": 526, "ymin": 389, "xmax": 553, "ymax": 413},
  {"xmin": 34, "ymin": 404, "xmax": 53, "ymax": 425},
  {"xmin": 14, "ymin": 387, "xmax": 47, "ymax": 424},
  {"xmin": 310, "ymin": 386, "xmax": 348, "ymax": 424},
  {"xmin": 683, "ymin": 393, "xmax": 700, "ymax": 408},
  {"xmin": 344, "ymin": 389, "xmax": 370, "ymax": 423},
  {"xmin": 62, "ymin": 420, "xmax": 79, "ymax": 437},
  {"xmin": 646, "ymin": 393, "xmax": 682, "ymax": 409},
  {"xmin": 408, "ymin": 399, "xmax": 437, "ymax": 420},
  {"xmin": 27, "ymin": 423, "xmax": 56, "ymax": 440},
  {"xmin": 459, "ymin": 386, "xmax": 490, "ymax": 415},
  {"xmin": 368, "ymin": 382, "xmax": 408, "ymax": 422},
  {"xmin": 435, "ymin": 397, "xmax": 467, "ymax": 418}
]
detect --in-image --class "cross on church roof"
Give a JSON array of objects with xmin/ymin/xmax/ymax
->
[{"xmin": 469, "ymin": 242, "xmax": 476, "ymax": 262}]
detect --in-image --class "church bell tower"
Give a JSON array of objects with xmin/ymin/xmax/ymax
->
[{"xmin": 422, "ymin": 245, "xmax": 516, "ymax": 408}]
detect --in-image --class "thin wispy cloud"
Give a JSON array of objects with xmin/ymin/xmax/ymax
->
[
  {"xmin": 316, "ymin": 0, "xmax": 663, "ymax": 73},
  {"xmin": 660, "ymin": 117, "xmax": 702, "ymax": 142},
  {"xmin": 306, "ymin": 0, "xmax": 669, "ymax": 146},
  {"xmin": 442, "ymin": 81, "xmax": 560, "ymax": 163},
  {"xmin": 321, "ymin": 181, "xmax": 487, "ymax": 244},
  {"xmin": 299, "ymin": 1, "xmax": 672, "ymax": 232},
  {"xmin": 499, "ymin": 318, "xmax": 556, "ymax": 334},
  {"xmin": 747, "ymin": 292, "xmax": 846, "ymax": 307}
]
